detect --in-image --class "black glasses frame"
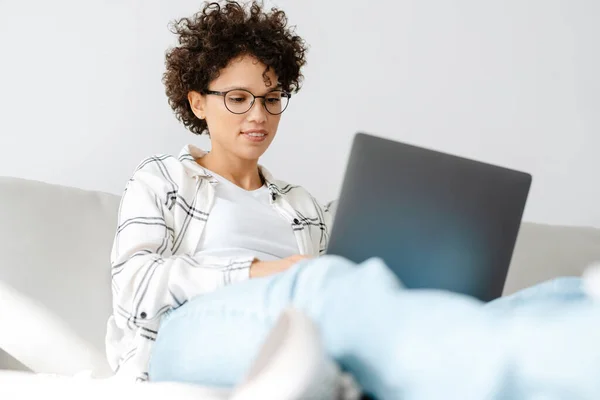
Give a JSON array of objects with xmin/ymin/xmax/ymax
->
[{"xmin": 204, "ymin": 89, "xmax": 292, "ymax": 115}]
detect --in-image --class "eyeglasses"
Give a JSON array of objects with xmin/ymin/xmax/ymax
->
[{"xmin": 204, "ymin": 89, "xmax": 291, "ymax": 115}]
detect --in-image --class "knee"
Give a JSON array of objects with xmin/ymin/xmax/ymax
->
[
  {"xmin": 293, "ymin": 255, "xmax": 355, "ymax": 286},
  {"xmin": 286, "ymin": 255, "xmax": 401, "ymax": 305}
]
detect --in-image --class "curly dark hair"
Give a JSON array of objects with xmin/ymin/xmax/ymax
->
[{"xmin": 163, "ymin": 0, "xmax": 308, "ymax": 135}]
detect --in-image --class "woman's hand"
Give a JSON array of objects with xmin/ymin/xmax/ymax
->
[{"xmin": 250, "ymin": 255, "xmax": 311, "ymax": 278}]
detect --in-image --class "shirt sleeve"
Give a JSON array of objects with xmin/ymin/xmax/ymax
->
[{"xmin": 110, "ymin": 169, "xmax": 254, "ymax": 330}]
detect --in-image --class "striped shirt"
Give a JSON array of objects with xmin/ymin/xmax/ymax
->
[{"xmin": 106, "ymin": 144, "xmax": 335, "ymax": 381}]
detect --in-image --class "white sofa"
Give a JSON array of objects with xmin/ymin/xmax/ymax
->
[{"xmin": 1, "ymin": 176, "xmax": 599, "ymax": 388}]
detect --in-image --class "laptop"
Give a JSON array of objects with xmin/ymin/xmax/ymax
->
[{"xmin": 326, "ymin": 133, "xmax": 532, "ymax": 302}]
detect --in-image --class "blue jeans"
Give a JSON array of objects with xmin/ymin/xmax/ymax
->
[{"xmin": 148, "ymin": 256, "xmax": 600, "ymax": 399}]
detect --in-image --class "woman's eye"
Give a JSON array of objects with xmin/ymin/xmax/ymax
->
[
  {"xmin": 266, "ymin": 98, "xmax": 281, "ymax": 104},
  {"xmin": 229, "ymin": 97, "xmax": 246, "ymax": 103}
]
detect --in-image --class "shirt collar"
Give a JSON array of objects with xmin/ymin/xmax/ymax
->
[{"xmin": 178, "ymin": 144, "xmax": 280, "ymax": 191}]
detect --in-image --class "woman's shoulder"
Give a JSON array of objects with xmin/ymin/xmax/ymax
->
[
  {"xmin": 127, "ymin": 152, "xmax": 194, "ymax": 194},
  {"xmin": 260, "ymin": 165, "xmax": 330, "ymax": 207},
  {"xmin": 269, "ymin": 177, "xmax": 335, "ymax": 213},
  {"xmin": 133, "ymin": 153, "xmax": 186, "ymax": 175},
  {"xmin": 264, "ymin": 174, "xmax": 310, "ymax": 201}
]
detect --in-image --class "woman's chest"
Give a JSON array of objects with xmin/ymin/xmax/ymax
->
[{"xmin": 167, "ymin": 181, "xmax": 326, "ymax": 255}]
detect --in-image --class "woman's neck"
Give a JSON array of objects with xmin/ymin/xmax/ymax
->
[{"xmin": 196, "ymin": 148, "xmax": 263, "ymax": 191}]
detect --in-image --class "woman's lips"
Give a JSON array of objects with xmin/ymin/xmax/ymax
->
[{"xmin": 241, "ymin": 130, "xmax": 268, "ymax": 142}]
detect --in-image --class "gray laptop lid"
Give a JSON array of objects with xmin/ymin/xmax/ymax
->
[{"xmin": 327, "ymin": 133, "xmax": 532, "ymax": 302}]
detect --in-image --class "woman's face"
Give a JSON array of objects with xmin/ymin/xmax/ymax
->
[{"xmin": 188, "ymin": 54, "xmax": 284, "ymax": 162}]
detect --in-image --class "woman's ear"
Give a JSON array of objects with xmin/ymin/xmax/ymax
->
[{"xmin": 188, "ymin": 91, "xmax": 206, "ymax": 119}]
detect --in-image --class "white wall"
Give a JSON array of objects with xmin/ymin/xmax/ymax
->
[{"xmin": 0, "ymin": 0, "xmax": 598, "ymax": 228}]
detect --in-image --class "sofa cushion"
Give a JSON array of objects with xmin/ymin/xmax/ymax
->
[{"xmin": 0, "ymin": 177, "xmax": 119, "ymax": 375}]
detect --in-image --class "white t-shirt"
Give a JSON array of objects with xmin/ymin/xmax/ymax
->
[{"xmin": 196, "ymin": 172, "xmax": 299, "ymax": 261}]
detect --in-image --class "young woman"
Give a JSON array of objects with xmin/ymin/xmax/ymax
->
[{"xmin": 107, "ymin": 1, "xmax": 600, "ymax": 398}]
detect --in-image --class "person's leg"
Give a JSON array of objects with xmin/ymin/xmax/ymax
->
[
  {"xmin": 149, "ymin": 256, "xmax": 600, "ymax": 399},
  {"xmin": 148, "ymin": 255, "xmax": 399, "ymax": 388}
]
